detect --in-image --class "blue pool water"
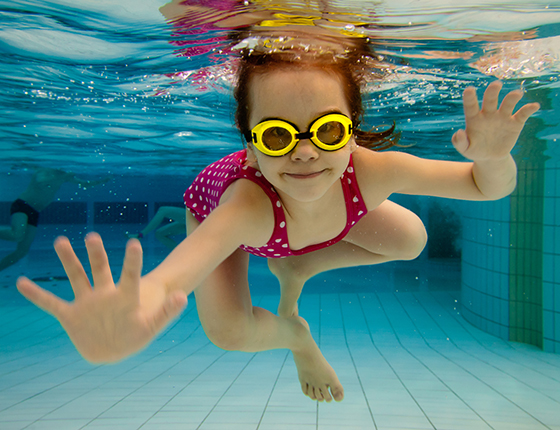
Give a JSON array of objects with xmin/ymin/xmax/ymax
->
[{"xmin": 1, "ymin": 1, "xmax": 560, "ymax": 429}]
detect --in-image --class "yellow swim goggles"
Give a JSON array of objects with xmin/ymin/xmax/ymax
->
[{"xmin": 246, "ymin": 113, "xmax": 353, "ymax": 157}]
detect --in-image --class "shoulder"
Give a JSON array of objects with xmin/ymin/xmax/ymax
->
[
  {"xmin": 352, "ymin": 147, "xmax": 402, "ymax": 190},
  {"xmin": 216, "ymin": 177, "xmax": 276, "ymax": 248}
]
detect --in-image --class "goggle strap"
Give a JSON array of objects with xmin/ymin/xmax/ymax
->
[
  {"xmin": 244, "ymin": 131, "xmax": 253, "ymax": 143},
  {"xmin": 294, "ymin": 131, "xmax": 313, "ymax": 140}
]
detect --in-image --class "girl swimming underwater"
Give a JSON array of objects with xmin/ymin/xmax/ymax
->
[{"xmin": 16, "ymin": 46, "xmax": 540, "ymax": 403}]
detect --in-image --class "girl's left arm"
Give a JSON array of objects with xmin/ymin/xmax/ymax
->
[{"xmin": 360, "ymin": 81, "xmax": 540, "ymax": 202}]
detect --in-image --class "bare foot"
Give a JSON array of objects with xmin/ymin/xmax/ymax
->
[
  {"xmin": 269, "ymin": 259, "xmax": 344, "ymax": 401},
  {"xmin": 291, "ymin": 316, "xmax": 344, "ymax": 402}
]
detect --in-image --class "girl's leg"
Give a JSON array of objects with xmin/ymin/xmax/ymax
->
[
  {"xmin": 187, "ymin": 212, "xmax": 344, "ymax": 402},
  {"xmin": 269, "ymin": 200, "xmax": 427, "ymax": 317}
]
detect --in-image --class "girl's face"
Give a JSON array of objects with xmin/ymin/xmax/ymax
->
[{"xmin": 247, "ymin": 68, "xmax": 356, "ymax": 204}]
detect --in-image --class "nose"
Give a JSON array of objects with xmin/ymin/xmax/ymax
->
[{"xmin": 290, "ymin": 138, "xmax": 319, "ymax": 162}]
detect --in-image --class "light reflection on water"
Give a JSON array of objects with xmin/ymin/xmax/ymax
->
[{"xmin": 0, "ymin": 0, "xmax": 558, "ymax": 175}]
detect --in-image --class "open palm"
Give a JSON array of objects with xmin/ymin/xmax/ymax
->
[
  {"xmin": 452, "ymin": 81, "xmax": 540, "ymax": 161},
  {"xmin": 17, "ymin": 233, "xmax": 187, "ymax": 363}
]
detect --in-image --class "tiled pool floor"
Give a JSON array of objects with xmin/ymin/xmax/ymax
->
[{"xmin": 1, "ymin": 249, "xmax": 559, "ymax": 430}]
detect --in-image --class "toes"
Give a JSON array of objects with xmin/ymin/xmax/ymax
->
[
  {"xmin": 308, "ymin": 387, "xmax": 317, "ymax": 401},
  {"xmin": 301, "ymin": 382, "xmax": 311, "ymax": 400},
  {"xmin": 332, "ymin": 386, "xmax": 345, "ymax": 402},
  {"xmin": 303, "ymin": 383, "xmax": 336, "ymax": 402},
  {"xmin": 322, "ymin": 386, "xmax": 333, "ymax": 403}
]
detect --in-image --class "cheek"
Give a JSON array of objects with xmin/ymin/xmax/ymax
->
[{"xmin": 246, "ymin": 146, "xmax": 277, "ymax": 175}]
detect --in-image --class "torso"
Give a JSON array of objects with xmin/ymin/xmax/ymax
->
[
  {"xmin": 184, "ymin": 150, "xmax": 368, "ymax": 258},
  {"xmin": 282, "ymin": 181, "xmax": 346, "ymax": 251}
]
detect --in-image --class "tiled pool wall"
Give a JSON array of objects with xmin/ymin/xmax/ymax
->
[
  {"xmin": 461, "ymin": 87, "xmax": 560, "ymax": 354},
  {"xmin": 543, "ymin": 152, "xmax": 560, "ymax": 353},
  {"xmin": 461, "ymin": 155, "xmax": 559, "ymax": 354}
]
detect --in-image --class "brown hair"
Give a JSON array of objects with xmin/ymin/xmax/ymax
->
[{"xmin": 233, "ymin": 41, "xmax": 400, "ymax": 150}]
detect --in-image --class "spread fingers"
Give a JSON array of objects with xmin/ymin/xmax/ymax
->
[
  {"xmin": 84, "ymin": 232, "xmax": 114, "ymax": 291},
  {"xmin": 54, "ymin": 236, "xmax": 92, "ymax": 299}
]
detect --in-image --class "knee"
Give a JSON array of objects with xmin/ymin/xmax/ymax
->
[
  {"xmin": 201, "ymin": 315, "xmax": 253, "ymax": 351},
  {"xmin": 399, "ymin": 221, "xmax": 428, "ymax": 260},
  {"xmin": 382, "ymin": 215, "xmax": 427, "ymax": 261}
]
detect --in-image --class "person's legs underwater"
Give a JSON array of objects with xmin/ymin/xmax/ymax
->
[{"xmin": 187, "ymin": 211, "xmax": 345, "ymax": 402}]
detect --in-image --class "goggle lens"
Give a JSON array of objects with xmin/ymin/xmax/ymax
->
[
  {"xmin": 316, "ymin": 120, "xmax": 345, "ymax": 145},
  {"xmin": 262, "ymin": 126, "xmax": 293, "ymax": 151}
]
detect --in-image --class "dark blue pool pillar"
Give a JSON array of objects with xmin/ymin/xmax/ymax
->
[{"xmin": 508, "ymin": 112, "xmax": 547, "ymax": 349}]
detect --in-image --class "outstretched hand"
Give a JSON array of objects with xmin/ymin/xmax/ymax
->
[
  {"xmin": 17, "ymin": 233, "xmax": 187, "ymax": 363},
  {"xmin": 452, "ymin": 81, "xmax": 540, "ymax": 161}
]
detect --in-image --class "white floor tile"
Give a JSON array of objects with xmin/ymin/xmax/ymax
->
[{"xmin": 1, "ymin": 256, "xmax": 560, "ymax": 430}]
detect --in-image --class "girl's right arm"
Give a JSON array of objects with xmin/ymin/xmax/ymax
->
[
  {"xmin": 142, "ymin": 178, "xmax": 274, "ymax": 295},
  {"xmin": 16, "ymin": 179, "xmax": 273, "ymax": 364}
]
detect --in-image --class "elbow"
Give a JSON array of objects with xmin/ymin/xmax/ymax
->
[
  {"xmin": 479, "ymin": 176, "xmax": 517, "ymax": 201},
  {"xmin": 472, "ymin": 158, "xmax": 517, "ymax": 201}
]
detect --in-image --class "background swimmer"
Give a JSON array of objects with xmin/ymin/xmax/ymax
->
[
  {"xmin": 0, "ymin": 168, "xmax": 110, "ymax": 272},
  {"xmin": 127, "ymin": 206, "xmax": 186, "ymax": 249}
]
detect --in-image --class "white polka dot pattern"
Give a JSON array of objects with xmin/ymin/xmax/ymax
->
[{"xmin": 184, "ymin": 150, "xmax": 368, "ymax": 259}]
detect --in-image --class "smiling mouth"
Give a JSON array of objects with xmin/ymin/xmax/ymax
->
[{"xmin": 285, "ymin": 169, "xmax": 326, "ymax": 179}]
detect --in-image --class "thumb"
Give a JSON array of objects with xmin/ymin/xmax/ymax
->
[
  {"xmin": 149, "ymin": 291, "xmax": 188, "ymax": 335},
  {"xmin": 17, "ymin": 276, "xmax": 68, "ymax": 320},
  {"xmin": 452, "ymin": 129, "xmax": 470, "ymax": 155}
]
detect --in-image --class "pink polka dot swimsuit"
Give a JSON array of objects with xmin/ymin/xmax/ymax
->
[{"xmin": 184, "ymin": 150, "xmax": 368, "ymax": 258}]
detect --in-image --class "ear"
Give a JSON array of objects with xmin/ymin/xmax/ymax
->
[
  {"xmin": 246, "ymin": 142, "xmax": 258, "ymax": 164},
  {"xmin": 349, "ymin": 138, "xmax": 358, "ymax": 153}
]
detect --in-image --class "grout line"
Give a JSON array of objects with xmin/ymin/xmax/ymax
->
[
  {"xmin": 358, "ymin": 292, "xmax": 440, "ymax": 430},
  {"xmin": 192, "ymin": 353, "xmax": 259, "ymax": 430},
  {"xmin": 367, "ymin": 291, "xmax": 497, "ymax": 429},
  {"xmin": 256, "ymin": 351, "xmax": 290, "ymax": 430},
  {"xmin": 392, "ymin": 291, "xmax": 552, "ymax": 430},
  {"xmin": 425, "ymin": 291, "xmax": 560, "ymax": 384},
  {"xmin": 337, "ymin": 293, "xmax": 378, "ymax": 430},
  {"xmin": 436, "ymin": 290, "xmax": 560, "ymax": 369}
]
